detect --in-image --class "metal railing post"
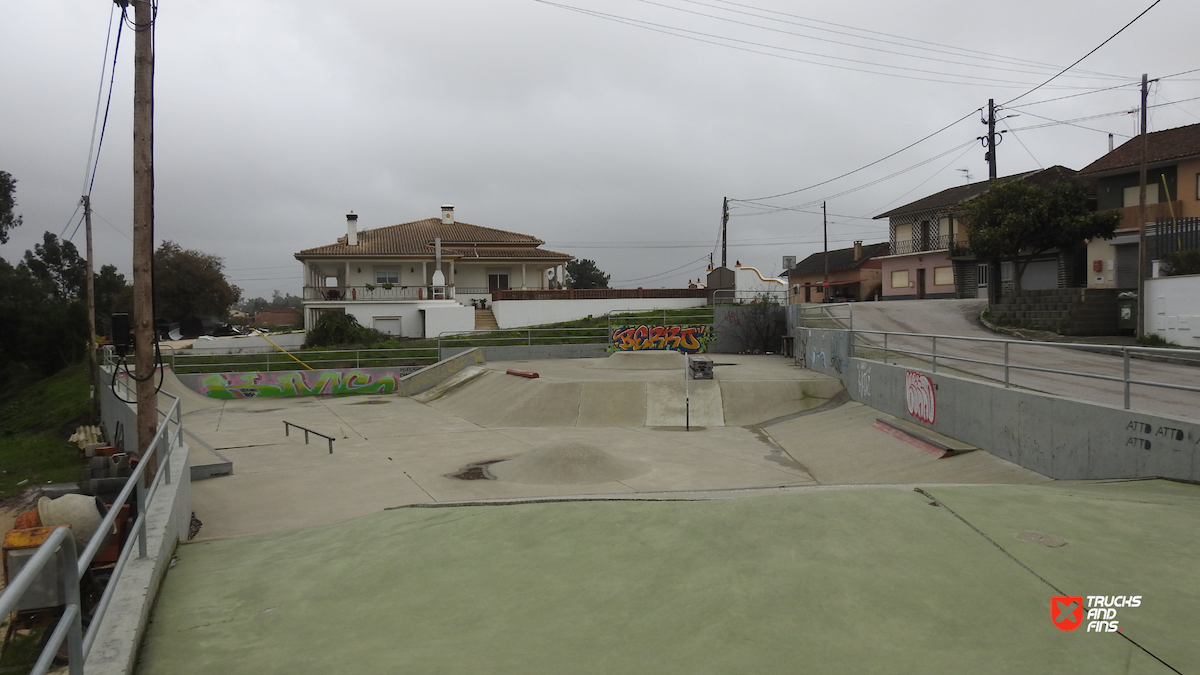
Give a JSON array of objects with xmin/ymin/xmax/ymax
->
[
  {"xmin": 356, "ymin": 350, "xmax": 361, "ymax": 369},
  {"xmin": 848, "ymin": 329, "xmax": 855, "ymax": 359},
  {"xmin": 931, "ymin": 336, "xmax": 938, "ymax": 372},
  {"xmin": 1004, "ymin": 342, "xmax": 1010, "ymax": 388},
  {"xmin": 265, "ymin": 351, "xmax": 271, "ymax": 373},
  {"xmin": 883, "ymin": 333, "xmax": 889, "ymax": 364},
  {"xmin": 1124, "ymin": 347, "xmax": 1131, "ymax": 409},
  {"xmin": 135, "ymin": 471, "xmax": 148, "ymax": 559},
  {"xmin": 162, "ymin": 432, "xmax": 171, "ymax": 485}
]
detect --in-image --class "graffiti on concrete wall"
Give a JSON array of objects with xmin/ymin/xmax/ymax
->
[
  {"xmin": 1125, "ymin": 419, "xmax": 1193, "ymax": 451},
  {"xmin": 905, "ymin": 371, "xmax": 936, "ymax": 424},
  {"xmin": 199, "ymin": 369, "xmax": 405, "ymax": 398},
  {"xmin": 857, "ymin": 362, "xmax": 871, "ymax": 399},
  {"xmin": 611, "ymin": 325, "xmax": 709, "ymax": 353}
]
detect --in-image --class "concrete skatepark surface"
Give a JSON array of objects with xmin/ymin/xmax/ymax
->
[
  {"xmin": 136, "ymin": 352, "xmax": 1199, "ymax": 673},
  {"xmin": 139, "ymin": 481, "xmax": 1199, "ymax": 674}
]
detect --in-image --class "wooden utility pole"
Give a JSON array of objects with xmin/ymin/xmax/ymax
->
[
  {"xmin": 721, "ymin": 197, "xmax": 729, "ymax": 269},
  {"xmin": 986, "ymin": 99, "xmax": 998, "ymax": 181},
  {"xmin": 83, "ymin": 196, "xmax": 98, "ymax": 423},
  {"xmin": 132, "ymin": 0, "xmax": 157, "ymax": 468},
  {"xmin": 822, "ymin": 202, "xmax": 829, "ymax": 300},
  {"xmin": 1136, "ymin": 73, "xmax": 1149, "ymax": 338}
]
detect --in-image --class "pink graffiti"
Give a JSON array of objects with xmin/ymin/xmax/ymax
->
[
  {"xmin": 905, "ymin": 371, "xmax": 936, "ymax": 424},
  {"xmin": 611, "ymin": 325, "xmax": 707, "ymax": 353}
]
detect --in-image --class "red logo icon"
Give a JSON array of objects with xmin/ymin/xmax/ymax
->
[{"xmin": 1052, "ymin": 596, "xmax": 1084, "ymax": 631}]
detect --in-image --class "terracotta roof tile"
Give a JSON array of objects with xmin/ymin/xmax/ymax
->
[
  {"xmin": 295, "ymin": 218, "xmax": 568, "ymax": 258},
  {"xmin": 788, "ymin": 242, "xmax": 889, "ymax": 276},
  {"xmin": 1079, "ymin": 122, "xmax": 1200, "ymax": 175},
  {"xmin": 873, "ymin": 166, "xmax": 1078, "ymax": 219}
]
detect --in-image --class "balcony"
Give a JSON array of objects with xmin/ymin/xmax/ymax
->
[
  {"xmin": 304, "ymin": 285, "xmax": 456, "ymax": 301},
  {"xmin": 890, "ymin": 233, "xmax": 952, "ymax": 256},
  {"xmin": 1110, "ymin": 201, "xmax": 1183, "ymax": 231}
]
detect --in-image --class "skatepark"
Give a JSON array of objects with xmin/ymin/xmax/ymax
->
[{"xmin": 127, "ymin": 348, "xmax": 1199, "ymax": 674}]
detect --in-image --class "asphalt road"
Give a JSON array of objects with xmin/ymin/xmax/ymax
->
[{"xmin": 842, "ymin": 299, "xmax": 1200, "ymax": 421}]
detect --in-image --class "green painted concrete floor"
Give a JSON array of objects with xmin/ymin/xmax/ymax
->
[{"xmin": 138, "ymin": 479, "xmax": 1198, "ymax": 674}]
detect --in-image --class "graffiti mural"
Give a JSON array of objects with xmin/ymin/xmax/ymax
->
[
  {"xmin": 610, "ymin": 325, "xmax": 709, "ymax": 353},
  {"xmin": 905, "ymin": 371, "xmax": 936, "ymax": 424},
  {"xmin": 199, "ymin": 369, "xmax": 405, "ymax": 399}
]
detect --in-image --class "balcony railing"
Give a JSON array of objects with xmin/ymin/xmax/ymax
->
[
  {"xmin": 890, "ymin": 233, "xmax": 952, "ymax": 256},
  {"xmin": 1111, "ymin": 201, "xmax": 1183, "ymax": 231},
  {"xmin": 492, "ymin": 288, "xmax": 709, "ymax": 301},
  {"xmin": 304, "ymin": 285, "xmax": 455, "ymax": 301}
]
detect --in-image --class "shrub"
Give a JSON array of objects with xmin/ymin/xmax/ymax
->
[{"xmin": 306, "ymin": 313, "xmax": 368, "ymax": 347}]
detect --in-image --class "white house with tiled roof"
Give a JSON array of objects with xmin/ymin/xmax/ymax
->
[{"xmin": 295, "ymin": 206, "xmax": 573, "ymax": 338}]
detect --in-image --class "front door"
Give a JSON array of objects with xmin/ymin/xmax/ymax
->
[
  {"xmin": 916, "ymin": 268, "xmax": 926, "ymax": 299},
  {"xmin": 488, "ymin": 273, "xmax": 509, "ymax": 292},
  {"xmin": 976, "ymin": 263, "xmax": 990, "ymax": 299}
]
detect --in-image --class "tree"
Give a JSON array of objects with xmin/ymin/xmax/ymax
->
[
  {"xmin": 565, "ymin": 259, "xmax": 611, "ymax": 289},
  {"xmin": 0, "ymin": 256, "xmax": 89, "ymax": 378},
  {"xmin": 94, "ymin": 264, "xmax": 127, "ymax": 335},
  {"xmin": 1161, "ymin": 249, "xmax": 1200, "ymax": 276},
  {"xmin": 152, "ymin": 241, "xmax": 241, "ymax": 322},
  {"xmin": 305, "ymin": 312, "xmax": 384, "ymax": 347},
  {"xmin": 966, "ymin": 179, "xmax": 1120, "ymax": 293},
  {"xmin": 0, "ymin": 171, "xmax": 22, "ymax": 244},
  {"xmin": 723, "ymin": 293, "xmax": 786, "ymax": 353},
  {"xmin": 22, "ymin": 232, "xmax": 87, "ymax": 300}
]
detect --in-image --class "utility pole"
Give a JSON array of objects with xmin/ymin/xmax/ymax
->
[
  {"xmin": 982, "ymin": 99, "xmax": 999, "ymax": 181},
  {"xmin": 822, "ymin": 202, "xmax": 829, "ymax": 300},
  {"xmin": 83, "ymin": 196, "xmax": 98, "ymax": 423},
  {"xmin": 132, "ymin": 0, "xmax": 157, "ymax": 471},
  {"xmin": 1137, "ymin": 73, "xmax": 1149, "ymax": 338},
  {"xmin": 721, "ymin": 197, "xmax": 729, "ymax": 268}
]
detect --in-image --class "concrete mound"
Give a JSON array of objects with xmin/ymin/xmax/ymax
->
[
  {"xmin": 590, "ymin": 351, "xmax": 685, "ymax": 370},
  {"xmin": 488, "ymin": 441, "xmax": 651, "ymax": 485}
]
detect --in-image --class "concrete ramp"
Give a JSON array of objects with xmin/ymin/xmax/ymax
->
[
  {"xmin": 589, "ymin": 351, "xmax": 686, "ymax": 370},
  {"xmin": 157, "ymin": 367, "xmax": 224, "ymax": 413},
  {"xmin": 423, "ymin": 369, "xmax": 842, "ymax": 428}
]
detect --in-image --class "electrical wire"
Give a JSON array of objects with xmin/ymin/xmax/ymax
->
[
  {"xmin": 82, "ymin": 4, "xmax": 117, "ymax": 196},
  {"xmin": 1001, "ymin": 120, "xmax": 1042, "ymax": 169},
  {"xmin": 1000, "ymin": 0, "xmax": 1163, "ymax": 106},
  {"xmin": 696, "ymin": 0, "xmax": 1129, "ymax": 79},
  {"xmin": 535, "ymin": 1, "xmax": 1091, "ymax": 89},
  {"xmin": 86, "ymin": 11, "xmax": 125, "ymax": 198},
  {"xmin": 629, "ymin": 0, "xmax": 1126, "ymax": 82},
  {"xmin": 611, "ymin": 254, "xmax": 710, "ymax": 284}
]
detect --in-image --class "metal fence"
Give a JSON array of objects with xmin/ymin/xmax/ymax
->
[
  {"xmin": 792, "ymin": 302, "xmax": 854, "ymax": 329},
  {"xmin": 0, "ymin": 367, "xmax": 183, "ymax": 674},
  {"xmin": 837, "ymin": 328, "xmax": 1200, "ymax": 411},
  {"xmin": 167, "ymin": 347, "xmax": 439, "ymax": 374},
  {"xmin": 711, "ymin": 289, "xmax": 788, "ymax": 305}
]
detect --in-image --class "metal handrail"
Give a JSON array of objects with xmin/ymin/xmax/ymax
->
[
  {"xmin": 0, "ymin": 362, "xmax": 184, "ymax": 671},
  {"xmin": 283, "ymin": 421, "xmax": 335, "ymax": 454},
  {"xmin": 823, "ymin": 327, "xmax": 1200, "ymax": 410}
]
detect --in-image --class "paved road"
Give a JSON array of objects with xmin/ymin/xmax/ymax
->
[{"xmin": 842, "ymin": 299, "xmax": 1200, "ymax": 421}]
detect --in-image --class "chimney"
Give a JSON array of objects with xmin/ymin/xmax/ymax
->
[
  {"xmin": 854, "ymin": 240, "xmax": 863, "ymax": 262},
  {"xmin": 346, "ymin": 212, "xmax": 358, "ymax": 246},
  {"xmin": 441, "ymin": 205, "xmax": 455, "ymax": 225}
]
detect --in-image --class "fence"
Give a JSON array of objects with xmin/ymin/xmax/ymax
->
[
  {"xmin": 167, "ymin": 346, "xmax": 439, "ymax": 374},
  {"xmin": 711, "ymin": 289, "xmax": 788, "ymax": 305},
  {"xmin": 809, "ymin": 327, "xmax": 1200, "ymax": 411},
  {"xmin": 0, "ymin": 366, "xmax": 184, "ymax": 674},
  {"xmin": 792, "ymin": 302, "xmax": 854, "ymax": 329},
  {"xmin": 492, "ymin": 288, "xmax": 708, "ymax": 301}
]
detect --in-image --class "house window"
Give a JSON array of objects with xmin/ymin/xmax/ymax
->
[
  {"xmin": 891, "ymin": 270, "xmax": 910, "ymax": 288},
  {"xmin": 375, "ymin": 269, "xmax": 399, "ymax": 285},
  {"xmin": 488, "ymin": 273, "xmax": 510, "ymax": 292},
  {"xmin": 1122, "ymin": 184, "xmax": 1158, "ymax": 207},
  {"xmin": 894, "ymin": 223, "xmax": 913, "ymax": 254},
  {"xmin": 1195, "ymin": 173, "xmax": 1199, "ymax": 200},
  {"xmin": 934, "ymin": 266, "xmax": 953, "ymax": 286}
]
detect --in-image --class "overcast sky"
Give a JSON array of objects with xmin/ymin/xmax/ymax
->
[{"xmin": 3, "ymin": 0, "xmax": 1198, "ymax": 298}]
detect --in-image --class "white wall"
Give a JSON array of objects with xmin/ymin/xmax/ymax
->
[
  {"xmin": 1146, "ymin": 274, "xmax": 1200, "ymax": 346},
  {"xmin": 343, "ymin": 300, "xmax": 469, "ymax": 338},
  {"xmin": 734, "ymin": 266, "xmax": 788, "ymax": 294},
  {"xmin": 490, "ymin": 298, "xmax": 707, "ymax": 329},
  {"xmin": 424, "ymin": 304, "xmax": 477, "ymax": 337}
]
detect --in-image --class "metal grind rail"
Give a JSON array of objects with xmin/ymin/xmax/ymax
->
[
  {"xmin": 284, "ymin": 421, "xmax": 335, "ymax": 454},
  {"xmin": 0, "ymin": 370, "xmax": 182, "ymax": 674},
  {"xmin": 837, "ymin": 328, "xmax": 1200, "ymax": 410}
]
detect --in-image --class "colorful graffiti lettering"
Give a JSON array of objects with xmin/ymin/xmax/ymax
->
[
  {"xmin": 199, "ymin": 369, "xmax": 403, "ymax": 399},
  {"xmin": 905, "ymin": 371, "xmax": 936, "ymax": 424},
  {"xmin": 610, "ymin": 325, "xmax": 709, "ymax": 353}
]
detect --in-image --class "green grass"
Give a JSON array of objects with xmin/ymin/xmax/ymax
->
[{"xmin": 0, "ymin": 364, "xmax": 90, "ymax": 499}]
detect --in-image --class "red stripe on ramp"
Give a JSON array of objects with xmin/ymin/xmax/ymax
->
[{"xmin": 872, "ymin": 421, "xmax": 950, "ymax": 458}]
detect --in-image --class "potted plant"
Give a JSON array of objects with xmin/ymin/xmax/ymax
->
[
  {"xmin": 364, "ymin": 283, "xmax": 375, "ymax": 294},
  {"xmin": 381, "ymin": 283, "xmax": 394, "ymax": 291}
]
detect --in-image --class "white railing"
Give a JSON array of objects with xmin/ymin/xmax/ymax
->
[{"xmin": 0, "ymin": 366, "xmax": 182, "ymax": 673}]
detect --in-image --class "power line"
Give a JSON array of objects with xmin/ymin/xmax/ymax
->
[
  {"xmin": 629, "ymin": 0, "xmax": 1126, "ymax": 82},
  {"xmin": 1001, "ymin": 120, "xmax": 1042, "ymax": 169},
  {"xmin": 611, "ymin": 254, "xmax": 712, "ymax": 284},
  {"xmin": 87, "ymin": 9, "xmax": 126, "ymax": 198},
  {"xmin": 1000, "ymin": 0, "xmax": 1163, "ymax": 106},
  {"xmin": 535, "ymin": 1, "xmax": 1094, "ymax": 89},
  {"xmin": 697, "ymin": 0, "xmax": 1129, "ymax": 79},
  {"xmin": 82, "ymin": 5, "xmax": 117, "ymax": 196}
]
